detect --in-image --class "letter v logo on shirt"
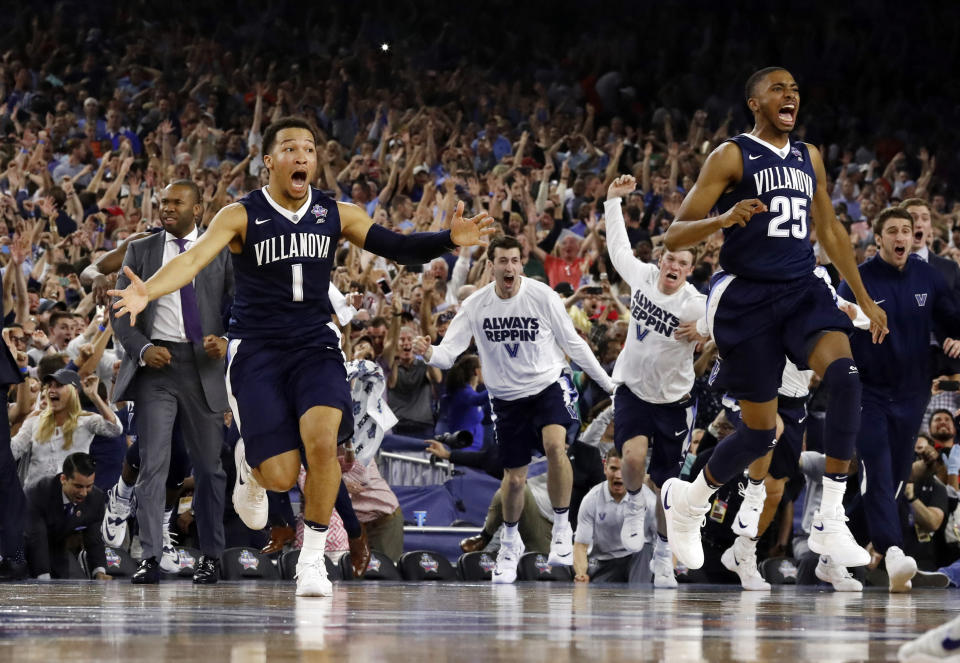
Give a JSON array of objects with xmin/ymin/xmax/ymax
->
[{"xmin": 504, "ymin": 343, "xmax": 520, "ymax": 358}]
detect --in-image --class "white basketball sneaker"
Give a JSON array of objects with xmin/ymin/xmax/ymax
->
[
  {"xmin": 660, "ymin": 478, "xmax": 710, "ymax": 570},
  {"xmin": 651, "ymin": 547, "xmax": 678, "ymax": 588},
  {"xmin": 815, "ymin": 555, "xmax": 863, "ymax": 592},
  {"xmin": 808, "ymin": 505, "xmax": 870, "ymax": 567},
  {"xmin": 620, "ymin": 494, "xmax": 647, "ymax": 552},
  {"xmin": 548, "ymin": 518, "xmax": 574, "ymax": 566},
  {"xmin": 295, "ymin": 551, "xmax": 333, "ymax": 597},
  {"xmin": 897, "ymin": 613, "xmax": 960, "ymax": 662},
  {"xmin": 232, "ymin": 439, "xmax": 268, "ymax": 530},
  {"xmin": 101, "ymin": 483, "xmax": 133, "ymax": 547},
  {"xmin": 731, "ymin": 480, "xmax": 766, "ymax": 539},
  {"xmin": 886, "ymin": 546, "xmax": 918, "ymax": 594},
  {"xmin": 721, "ymin": 537, "xmax": 770, "ymax": 591},
  {"xmin": 160, "ymin": 509, "xmax": 181, "ymax": 574},
  {"xmin": 492, "ymin": 536, "xmax": 525, "ymax": 584}
]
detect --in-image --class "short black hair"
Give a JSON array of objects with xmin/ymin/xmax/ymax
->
[
  {"xmin": 262, "ymin": 117, "xmax": 317, "ymax": 156},
  {"xmin": 63, "ymin": 452, "xmax": 96, "ymax": 478},
  {"xmin": 167, "ymin": 179, "xmax": 201, "ymax": 206},
  {"xmin": 929, "ymin": 408, "xmax": 954, "ymax": 427},
  {"xmin": 745, "ymin": 67, "xmax": 788, "ymax": 104},
  {"xmin": 486, "ymin": 234, "xmax": 523, "ymax": 262},
  {"xmin": 873, "ymin": 206, "xmax": 913, "ymax": 237}
]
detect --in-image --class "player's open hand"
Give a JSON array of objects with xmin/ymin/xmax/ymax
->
[
  {"xmin": 448, "ymin": 201, "xmax": 495, "ymax": 248},
  {"xmin": 674, "ymin": 320, "xmax": 709, "ymax": 344},
  {"xmin": 719, "ymin": 199, "xmax": 766, "ymax": 228},
  {"xmin": 607, "ymin": 174, "xmax": 637, "ymax": 200},
  {"xmin": 108, "ymin": 266, "xmax": 148, "ymax": 325},
  {"xmin": 862, "ymin": 299, "xmax": 889, "ymax": 344}
]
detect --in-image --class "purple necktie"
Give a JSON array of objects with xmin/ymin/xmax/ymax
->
[{"xmin": 173, "ymin": 238, "xmax": 203, "ymax": 344}]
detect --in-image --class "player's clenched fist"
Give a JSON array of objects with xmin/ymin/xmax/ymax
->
[
  {"xmin": 412, "ymin": 335, "xmax": 433, "ymax": 360},
  {"xmin": 719, "ymin": 199, "xmax": 767, "ymax": 228}
]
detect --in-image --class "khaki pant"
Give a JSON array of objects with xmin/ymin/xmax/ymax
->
[
  {"xmin": 364, "ymin": 507, "xmax": 404, "ymax": 562},
  {"xmin": 484, "ymin": 485, "xmax": 552, "ymax": 553}
]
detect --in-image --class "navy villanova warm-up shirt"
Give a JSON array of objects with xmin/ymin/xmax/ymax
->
[
  {"xmin": 230, "ymin": 186, "xmax": 340, "ymax": 344},
  {"xmin": 839, "ymin": 254, "xmax": 960, "ymax": 397}
]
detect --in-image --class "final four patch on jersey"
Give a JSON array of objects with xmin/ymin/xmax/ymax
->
[
  {"xmin": 312, "ymin": 204, "xmax": 328, "ymax": 222},
  {"xmin": 791, "ymin": 146, "xmax": 803, "ymax": 161}
]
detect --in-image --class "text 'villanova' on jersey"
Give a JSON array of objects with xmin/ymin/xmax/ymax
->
[
  {"xmin": 230, "ymin": 186, "xmax": 339, "ymax": 343},
  {"xmin": 715, "ymin": 134, "xmax": 817, "ymax": 281}
]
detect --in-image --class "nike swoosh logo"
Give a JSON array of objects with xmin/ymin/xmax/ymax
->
[
  {"xmin": 555, "ymin": 552, "xmax": 571, "ymax": 558},
  {"xmin": 874, "ymin": 299, "xmax": 885, "ymax": 305},
  {"xmin": 798, "ymin": 416, "xmax": 807, "ymax": 424},
  {"xmin": 942, "ymin": 637, "xmax": 960, "ymax": 651},
  {"xmin": 254, "ymin": 218, "xmax": 270, "ymax": 225},
  {"xmin": 748, "ymin": 154, "xmax": 762, "ymax": 160},
  {"xmin": 663, "ymin": 486, "xmax": 672, "ymax": 510},
  {"xmin": 813, "ymin": 523, "xmax": 825, "ymax": 531},
  {"xmin": 737, "ymin": 519, "xmax": 748, "ymax": 529},
  {"xmin": 675, "ymin": 429, "xmax": 687, "ymax": 437},
  {"xmin": 238, "ymin": 475, "xmax": 246, "ymax": 486}
]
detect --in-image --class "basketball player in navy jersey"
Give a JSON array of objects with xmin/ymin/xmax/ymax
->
[
  {"xmin": 658, "ymin": 67, "xmax": 888, "ymax": 572},
  {"xmin": 110, "ymin": 117, "xmax": 494, "ymax": 596}
]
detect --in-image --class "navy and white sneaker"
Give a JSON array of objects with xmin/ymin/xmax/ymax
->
[
  {"xmin": 898, "ymin": 613, "xmax": 960, "ymax": 662},
  {"xmin": 101, "ymin": 484, "xmax": 133, "ymax": 547},
  {"xmin": 660, "ymin": 478, "xmax": 710, "ymax": 570}
]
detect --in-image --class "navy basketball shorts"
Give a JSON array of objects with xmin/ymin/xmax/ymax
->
[
  {"xmin": 613, "ymin": 385, "xmax": 693, "ymax": 488},
  {"xmin": 706, "ymin": 271, "xmax": 852, "ymax": 402},
  {"xmin": 768, "ymin": 397, "xmax": 807, "ymax": 480},
  {"xmin": 225, "ymin": 339, "xmax": 354, "ymax": 469},
  {"xmin": 490, "ymin": 373, "xmax": 579, "ymax": 470}
]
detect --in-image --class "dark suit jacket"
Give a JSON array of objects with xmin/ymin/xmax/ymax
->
[
  {"xmin": 0, "ymin": 340, "xmax": 22, "ymax": 386},
  {"xmin": 25, "ymin": 474, "xmax": 106, "ymax": 576},
  {"xmin": 111, "ymin": 230, "xmax": 234, "ymax": 411}
]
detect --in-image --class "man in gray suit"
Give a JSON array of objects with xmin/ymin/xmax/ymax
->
[{"xmin": 111, "ymin": 180, "xmax": 234, "ymax": 584}]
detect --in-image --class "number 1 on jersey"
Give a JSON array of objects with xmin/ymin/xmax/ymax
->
[
  {"xmin": 766, "ymin": 196, "xmax": 808, "ymax": 239},
  {"xmin": 291, "ymin": 263, "xmax": 304, "ymax": 301}
]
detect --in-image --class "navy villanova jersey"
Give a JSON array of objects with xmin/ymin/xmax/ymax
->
[
  {"xmin": 715, "ymin": 134, "xmax": 817, "ymax": 281},
  {"xmin": 230, "ymin": 186, "xmax": 339, "ymax": 343}
]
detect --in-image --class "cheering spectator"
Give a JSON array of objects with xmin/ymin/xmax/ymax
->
[{"xmin": 11, "ymin": 369, "xmax": 121, "ymax": 489}]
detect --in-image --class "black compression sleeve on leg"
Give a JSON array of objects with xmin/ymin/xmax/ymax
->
[{"xmin": 362, "ymin": 223, "xmax": 455, "ymax": 265}]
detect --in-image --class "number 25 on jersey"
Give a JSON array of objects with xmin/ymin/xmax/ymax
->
[{"xmin": 766, "ymin": 196, "xmax": 807, "ymax": 239}]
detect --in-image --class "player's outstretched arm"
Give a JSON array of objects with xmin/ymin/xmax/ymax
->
[
  {"xmin": 340, "ymin": 200, "xmax": 494, "ymax": 265},
  {"xmin": 545, "ymin": 290, "xmax": 616, "ymax": 394},
  {"xmin": 807, "ymin": 144, "xmax": 887, "ymax": 343},
  {"xmin": 82, "ymin": 230, "xmax": 152, "ymax": 304},
  {"xmin": 412, "ymin": 303, "xmax": 474, "ymax": 369},
  {"xmin": 664, "ymin": 142, "xmax": 765, "ymax": 251},
  {"xmin": 604, "ymin": 175, "xmax": 655, "ymax": 287},
  {"xmin": 109, "ymin": 204, "xmax": 245, "ymax": 324}
]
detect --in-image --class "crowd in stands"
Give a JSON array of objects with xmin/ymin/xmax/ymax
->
[{"xmin": 1, "ymin": 1, "xmax": 960, "ymax": 586}]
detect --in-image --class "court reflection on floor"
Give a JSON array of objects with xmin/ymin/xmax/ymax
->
[{"xmin": 0, "ymin": 582, "xmax": 952, "ymax": 663}]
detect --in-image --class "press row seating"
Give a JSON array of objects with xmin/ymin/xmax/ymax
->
[{"xmin": 76, "ymin": 546, "xmax": 574, "ymax": 582}]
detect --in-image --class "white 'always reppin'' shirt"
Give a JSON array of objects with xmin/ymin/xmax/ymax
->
[
  {"xmin": 427, "ymin": 277, "xmax": 616, "ymax": 401},
  {"xmin": 604, "ymin": 198, "xmax": 706, "ymax": 403}
]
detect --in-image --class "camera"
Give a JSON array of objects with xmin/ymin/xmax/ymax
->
[{"xmin": 434, "ymin": 430, "xmax": 474, "ymax": 450}]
